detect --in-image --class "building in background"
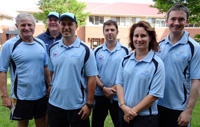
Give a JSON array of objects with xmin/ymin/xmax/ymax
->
[
  {"xmin": 1, "ymin": 2, "xmax": 199, "ymax": 48},
  {"xmin": 0, "ymin": 9, "xmax": 19, "ymax": 47}
]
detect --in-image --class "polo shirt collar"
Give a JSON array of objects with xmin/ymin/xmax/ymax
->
[
  {"xmin": 59, "ymin": 36, "xmax": 81, "ymax": 48},
  {"xmin": 165, "ymin": 31, "xmax": 189, "ymax": 45},
  {"xmin": 45, "ymin": 29, "xmax": 62, "ymax": 39},
  {"xmin": 102, "ymin": 41, "xmax": 121, "ymax": 52},
  {"xmin": 130, "ymin": 49, "xmax": 155, "ymax": 63}
]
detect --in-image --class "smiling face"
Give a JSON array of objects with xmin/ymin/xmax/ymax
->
[
  {"xmin": 47, "ymin": 16, "xmax": 60, "ymax": 32},
  {"xmin": 15, "ymin": 18, "xmax": 35, "ymax": 41},
  {"xmin": 103, "ymin": 24, "xmax": 118, "ymax": 43},
  {"xmin": 166, "ymin": 10, "xmax": 189, "ymax": 36},
  {"xmin": 133, "ymin": 27, "xmax": 151, "ymax": 52},
  {"xmin": 60, "ymin": 17, "xmax": 78, "ymax": 40}
]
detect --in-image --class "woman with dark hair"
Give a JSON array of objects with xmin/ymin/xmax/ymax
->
[{"xmin": 115, "ymin": 21, "xmax": 165, "ymax": 127}]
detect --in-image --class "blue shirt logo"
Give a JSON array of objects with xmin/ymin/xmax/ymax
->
[
  {"xmin": 176, "ymin": 51, "xmax": 186, "ymax": 58},
  {"xmin": 98, "ymin": 55, "xmax": 104, "ymax": 62},
  {"xmin": 52, "ymin": 50, "xmax": 58, "ymax": 58}
]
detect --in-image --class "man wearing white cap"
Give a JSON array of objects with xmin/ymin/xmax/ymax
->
[{"xmin": 47, "ymin": 12, "xmax": 98, "ymax": 127}]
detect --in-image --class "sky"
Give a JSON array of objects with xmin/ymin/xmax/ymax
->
[{"xmin": 0, "ymin": 0, "xmax": 154, "ymax": 17}]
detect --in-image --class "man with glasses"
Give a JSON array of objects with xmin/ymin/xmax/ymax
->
[{"xmin": 92, "ymin": 19, "xmax": 130, "ymax": 127}]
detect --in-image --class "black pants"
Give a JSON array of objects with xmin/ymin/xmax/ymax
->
[
  {"xmin": 119, "ymin": 108, "xmax": 158, "ymax": 127},
  {"xmin": 92, "ymin": 96, "xmax": 120, "ymax": 127},
  {"xmin": 158, "ymin": 105, "xmax": 188, "ymax": 127},
  {"xmin": 48, "ymin": 103, "xmax": 90, "ymax": 127}
]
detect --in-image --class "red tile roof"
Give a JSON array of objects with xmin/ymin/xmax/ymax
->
[
  {"xmin": 17, "ymin": 7, "xmax": 42, "ymax": 13},
  {"xmin": 85, "ymin": 2, "xmax": 166, "ymax": 17}
]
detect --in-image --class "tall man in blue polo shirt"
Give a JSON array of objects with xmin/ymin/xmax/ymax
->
[
  {"xmin": 47, "ymin": 12, "xmax": 98, "ymax": 127},
  {"xmin": 0, "ymin": 13, "xmax": 49, "ymax": 127},
  {"xmin": 37, "ymin": 12, "xmax": 62, "ymax": 50},
  {"xmin": 156, "ymin": 4, "xmax": 200, "ymax": 127},
  {"xmin": 92, "ymin": 19, "xmax": 130, "ymax": 127}
]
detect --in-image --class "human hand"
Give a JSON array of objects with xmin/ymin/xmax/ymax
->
[
  {"xmin": 1, "ymin": 96, "xmax": 12, "ymax": 109},
  {"xmin": 121, "ymin": 105, "xmax": 137, "ymax": 123},
  {"xmin": 177, "ymin": 110, "xmax": 191, "ymax": 126},
  {"xmin": 78, "ymin": 104, "xmax": 91, "ymax": 120},
  {"xmin": 102, "ymin": 87, "xmax": 116, "ymax": 99},
  {"xmin": 47, "ymin": 85, "xmax": 52, "ymax": 97}
]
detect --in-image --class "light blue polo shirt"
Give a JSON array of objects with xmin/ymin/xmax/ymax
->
[
  {"xmin": 94, "ymin": 42, "xmax": 130, "ymax": 101},
  {"xmin": 0, "ymin": 35, "xmax": 48, "ymax": 100},
  {"xmin": 116, "ymin": 50, "xmax": 165, "ymax": 116},
  {"xmin": 156, "ymin": 31, "xmax": 200, "ymax": 110},
  {"xmin": 48, "ymin": 36, "xmax": 98, "ymax": 110}
]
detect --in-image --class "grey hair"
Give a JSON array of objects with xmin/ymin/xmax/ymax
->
[{"xmin": 15, "ymin": 13, "xmax": 36, "ymax": 25}]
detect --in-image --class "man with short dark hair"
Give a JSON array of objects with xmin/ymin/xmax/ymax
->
[
  {"xmin": 37, "ymin": 12, "xmax": 62, "ymax": 50},
  {"xmin": 156, "ymin": 4, "xmax": 200, "ymax": 127},
  {"xmin": 92, "ymin": 19, "xmax": 130, "ymax": 127},
  {"xmin": 0, "ymin": 13, "xmax": 49, "ymax": 127},
  {"xmin": 47, "ymin": 12, "xmax": 97, "ymax": 127}
]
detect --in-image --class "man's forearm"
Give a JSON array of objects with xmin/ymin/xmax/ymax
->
[
  {"xmin": 87, "ymin": 76, "xmax": 96, "ymax": 104},
  {"xmin": 0, "ymin": 72, "xmax": 9, "ymax": 98},
  {"xmin": 185, "ymin": 79, "xmax": 200, "ymax": 114},
  {"xmin": 44, "ymin": 66, "xmax": 51, "ymax": 84},
  {"xmin": 95, "ymin": 75, "xmax": 103, "ymax": 87}
]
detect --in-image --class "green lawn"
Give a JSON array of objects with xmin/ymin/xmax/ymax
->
[{"xmin": 0, "ymin": 72, "xmax": 200, "ymax": 127}]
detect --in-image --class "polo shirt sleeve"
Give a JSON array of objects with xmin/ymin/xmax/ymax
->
[
  {"xmin": 115, "ymin": 59, "xmax": 124, "ymax": 86},
  {"xmin": 0, "ymin": 42, "xmax": 12, "ymax": 72},
  {"xmin": 190, "ymin": 44, "xmax": 200, "ymax": 79},
  {"xmin": 84, "ymin": 49, "xmax": 98, "ymax": 76},
  {"xmin": 149, "ymin": 59, "xmax": 165, "ymax": 98},
  {"xmin": 48, "ymin": 55, "xmax": 54, "ymax": 72},
  {"xmin": 41, "ymin": 40, "xmax": 48, "ymax": 67}
]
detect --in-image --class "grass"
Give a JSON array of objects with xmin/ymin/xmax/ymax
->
[{"xmin": 0, "ymin": 72, "xmax": 200, "ymax": 127}]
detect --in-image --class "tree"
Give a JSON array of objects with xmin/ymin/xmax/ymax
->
[
  {"xmin": 194, "ymin": 34, "xmax": 200, "ymax": 43},
  {"xmin": 151, "ymin": 0, "xmax": 200, "ymax": 25},
  {"xmin": 33, "ymin": 0, "xmax": 90, "ymax": 26}
]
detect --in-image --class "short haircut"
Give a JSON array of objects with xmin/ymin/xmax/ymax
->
[
  {"xmin": 103, "ymin": 19, "xmax": 118, "ymax": 31},
  {"xmin": 15, "ymin": 13, "xmax": 36, "ymax": 25},
  {"xmin": 167, "ymin": 4, "xmax": 190, "ymax": 20},
  {"xmin": 128, "ymin": 21, "xmax": 159, "ymax": 52}
]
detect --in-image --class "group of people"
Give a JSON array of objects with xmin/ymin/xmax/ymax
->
[{"xmin": 0, "ymin": 4, "xmax": 199, "ymax": 127}]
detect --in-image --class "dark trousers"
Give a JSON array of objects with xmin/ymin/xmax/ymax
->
[
  {"xmin": 92, "ymin": 96, "xmax": 120, "ymax": 127},
  {"xmin": 119, "ymin": 108, "xmax": 158, "ymax": 127},
  {"xmin": 158, "ymin": 105, "xmax": 187, "ymax": 127},
  {"xmin": 48, "ymin": 103, "xmax": 90, "ymax": 127}
]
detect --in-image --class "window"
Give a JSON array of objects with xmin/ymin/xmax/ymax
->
[
  {"xmin": 132, "ymin": 18, "xmax": 136, "ymax": 24},
  {"xmin": 125, "ymin": 17, "xmax": 131, "ymax": 26},
  {"xmin": 147, "ymin": 18, "xmax": 156, "ymax": 27},
  {"xmin": 155, "ymin": 19, "xmax": 160, "ymax": 27},
  {"xmin": 100, "ymin": 16, "xmax": 104, "ymax": 24},
  {"xmin": 89, "ymin": 16, "xmax": 94, "ymax": 24},
  {"xmin": 116, "ymin": 17, "xmax": 120, "ymax": 26},
  {"xmin": 89, "ymin": 16, "xmax": 104, "ymax": 25},
  {"xmin": 136, "ymin": 18, "xmax": 141, "ymax": 23},
  {"xmin": 147, "ymin": 18, "xmax": 166, "ymax": 27},
  {"xmin": 110, "ymin": 17, "xmax": 140, "ymax": 26},
  {"xmin": 120, "ymin": 17, "xmax": 125, "ymax": 26},
  {"xmin": 95, "ymin": 16, "xmax": 100, "ymax": 25},
  {"xmin": 160, "ymin": 19, "xmax": 166, "ymax": 27}
]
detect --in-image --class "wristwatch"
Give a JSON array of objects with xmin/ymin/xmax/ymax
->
[
  {"xmin": 99, "ymin": 85, "xmax": 105, "ymax": 91},
  {"xmin": 86, "ymin": 103, "xmax": 94, "ymax": 109}
]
